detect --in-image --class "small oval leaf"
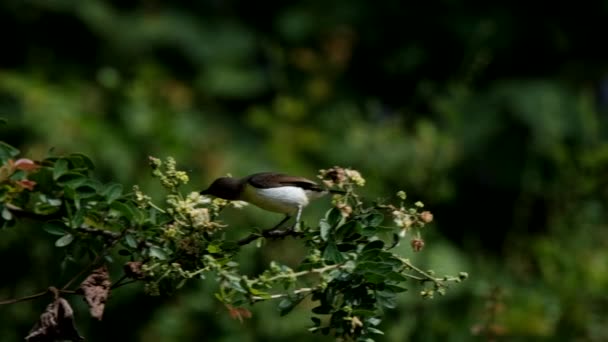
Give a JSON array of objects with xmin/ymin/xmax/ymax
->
[
  {"xmin": 43, "ymin": 222, "xmax": 67, "ymax": 236},
  {"xmin": 102, "ymin": 183, "xmax": 123, "ymax": 204},
  {"xmin": 149, "ymin": 246, "xmax": 168, "ymax": 260},
  {"xmin": 53, "ymin": 159, "xmax": 68, "ymax": 180},
  {"xmin": 55, "ymin": 233, "xmax": 75, "ymax": 247},
  {"xmin": 125, "ymin": 234, "xmax": 137, "ymax": 248}
]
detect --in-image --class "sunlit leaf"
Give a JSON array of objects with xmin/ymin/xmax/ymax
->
[
  {"xmin": 55, "ymin": 234, "xmax": 74, "ymax": 247},
  {"xmin": 149, "ymin": 246, "xmax": 168, "ymax": 260}
]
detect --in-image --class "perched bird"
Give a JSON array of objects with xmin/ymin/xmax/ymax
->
[{"xmin": 201, "ymin": 172, "xmax": 344, "ymax": 228}]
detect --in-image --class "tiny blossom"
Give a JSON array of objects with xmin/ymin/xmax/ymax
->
[
  {"xmin": 133, "ymin": 185, "xmax": 151, "ymax": 208},
  {"xmin": 411, "ymin": 238, "xmax": 425, "ymax": 252},
  {"xmin": 336, "ymin": 203, "xmax": 352, "ymax": 218},
  {"xmin": 186, "ymin": 191, "xmax": 211, "ymax": 205},
  {"xmin": 148, "ymin": 156, "xmax": 162, "ymax": 169},
  {"xmin": 350, "ymin": 316, "xmax": 363, "ymax": 333},
  {"xmin": 190, "ymin": 208, "xmax": 212, "ymax": 230},
  {"xmin": 163, "ymin": 224, "xmax": 180, "ymax": 238},
  {"xmin": 420, "ymin": 211, "xmax": 433, "ymax": 223},
  {"xmin": 392, "ymin": 210, "xmax": 413, "ymax": 229},
  {"xmin": 230, "ymin": 201, "xmax": 248, "ymax": 209},
  {"xmin": 414, "ymin": 201, "xmax": 424, "ymax": 208},
  {"xmin": 319, "ymin": 167, "xmax": 346, "ymax": 185},
  {"xmin": 396, "ymin": 190, "xmax": 407, "ymax": 200},
  {"xmin": 345, "ymin": 169, "xmax": 365, "ymax": 186}
]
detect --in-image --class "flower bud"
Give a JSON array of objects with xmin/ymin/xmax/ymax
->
[{"xmin": 410, "ymin": 238, "xmax": 425, "ymax": 252}]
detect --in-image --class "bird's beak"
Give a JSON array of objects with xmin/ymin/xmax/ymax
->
[{"xmin": 200, "ymin": 188, "xmax": 210, "ymax": 195}]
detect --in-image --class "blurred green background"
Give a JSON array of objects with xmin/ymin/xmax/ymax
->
[{"xmin": 2, "ymin": 1, "xmax": 608, "ymax": 341}]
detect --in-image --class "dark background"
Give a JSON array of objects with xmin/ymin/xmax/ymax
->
[{"xmin": 1, "ymin": 1, "xmax": 608, "ymax": 341}]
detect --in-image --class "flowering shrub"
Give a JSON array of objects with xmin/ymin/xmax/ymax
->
[{"xmin": 0, "ymin": 141, "xmax": 467, "ymax": 341}]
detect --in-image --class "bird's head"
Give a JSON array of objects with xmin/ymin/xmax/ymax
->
[{"xmin": 200, "ymin": 177, "xmax": 242, "ymax": 200}]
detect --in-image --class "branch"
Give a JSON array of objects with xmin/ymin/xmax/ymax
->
[
  {"xmin": 265, "ymin": 264, "xmax": 342, "ymax": 283},
  {"xmin": 0, "ymin": 287, "xmax": 75, "ymax": 305},
  {"xmin": 251, "ymin": 287, "xmax": 315, "ymax": 301}
]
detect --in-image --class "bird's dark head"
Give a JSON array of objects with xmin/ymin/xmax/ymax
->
[{"xmin": 200, "ymin": 177, "xmax": 243, "ymax": 200}]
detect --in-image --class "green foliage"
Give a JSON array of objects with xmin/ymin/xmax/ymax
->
[{"xmin": 0, "ymin": 142, "xmax": 465, "ymax": 341}]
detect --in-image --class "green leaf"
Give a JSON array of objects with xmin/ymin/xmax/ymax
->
[
  {"xmin": 57, "ymin": 172, "xmax": 87, "ymax": 188},
  {"xmin": 43, "ymin": 222, "xmax": 67, "ymax": 236},
  {"xmin": 32, "ymin": 193, "xmax": 62, "ymax": 215},
  {"xmin": 380, "ymin": 284, "xmax": 408, "ymax": 293},
  {"xmin": 68, "ymin": 153, "xmax": 95, "ymax": 171},
  {"xmin": 376, "ymin": 290, "xmax": 398, "ymax": 309},
  {"xmin": 75, "ymin": 180, "xmax": 99, "ymax": 198},
  {"xmin": 367, "ymin": 317, "xmax": 382, "ymax": 326},
  {"xmin": 312, "ymin": 304, "xmax": 332, "ymax": 315},
  {"xmin": 149, "ymin": 246, "xmax": 168, "ymax": 260},
  {"xmin": 111, "ymin": 201, "xmax": 135, "ymax": 220},
  {"xmin": 9, "ymin": 170, "xmax": 26, "ymax": 180},
  {"xmin": 323, "ymin": 242, "xmax": 345, "ymax": 263},
  {"xmin": 1, "ymin": 207, "xmax": 12, "ymax": 221},
  {"xmin": 207, "ymin": 243, "xmax": 221, "ymax": 253},
  {"xmin": 125, "ymin": 234, "xmax": 137, "ymax": 248},
  {"xmin": 362, "ymin": 240, "xmax": 385, "ymax": 253},
  {"xmin": 335, "ymin": 220, "xmax": 361, "ymax": 240},
  {"xmin": 102, "ymin": 183, "xmax": 123, "ymax": 204},
  {"xmin": 55, "ymin": 234, "xmax": 74, "ymax": 247},
  {"xmin": 70, "ymin": 209, "xmax": 84, "ymax": 228},
  {"xmin": 364, "ymin": 213, "xmax": 384, "ymax": 227},
  {"xmin": 326, "ymin": 208, "xmax": 343, "ymax": 227},
  {"xmin": 278, "ymin": 295, "xmax": 305, "ymax": 316},
  {"xmin": 0, "ymin": 141, "xmax": 19, "ymax": 163},
  {"xmin": 367, "ymin": 327, "xmax": 384, "ymax": 335},
  {"xmin": 176, "ymin": 278, "xmax": 187, "ymax": 289},
  {"xmin": 53, "ymin": 159, "xmax": 68, "ymax": 180},
  {"xmin": 320, "ymin": 219, "xmax": 331, "ymax": 241}
]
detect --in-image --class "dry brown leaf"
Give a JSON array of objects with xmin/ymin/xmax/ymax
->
[
  {"xmin": 25, "ymin": 296, "xmax": 84, "ymax": 341},
  {"xmin": 78, "ymin": 265, "xmax": 111, "ymax": 320}
]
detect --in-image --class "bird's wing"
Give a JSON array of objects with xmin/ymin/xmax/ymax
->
[{"xmin": 247, "ymin": 172, "xmax": 324, "ymax": 191}]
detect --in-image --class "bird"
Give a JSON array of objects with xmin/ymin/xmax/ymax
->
[{"xmin": 201, "ymin": 172, "xmax": 344, "ymax": 229}]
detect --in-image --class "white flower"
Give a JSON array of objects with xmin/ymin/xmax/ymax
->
[{"xmin": 230, "ymin": 201, "xmax": 249, "ymax": 209}]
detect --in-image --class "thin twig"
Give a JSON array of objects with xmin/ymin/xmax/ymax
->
[
  {"xmin": 110, "ymin": 274, "xmax": 128, "ymax": 290},
  {"xmin": 111, "ymin": 279, "xmax": 137, "ymax": 290},
  {"xmin": 264, "ymin": 264, "xmax": 342, "ymax": 283},
  {"xmin": 398, "ymin": 257, "xmax": 442, "ymax": 286},
  {"xmin": 251, "ymin": 287, "xmax": 315, "ymax": 301},
  {"xmin": 0, "ymin": 290, "xmax": 48, "ymax": 305},
  {"xmin": 0, "ymin": 288, "xmax": 76, "ymax": 305}
]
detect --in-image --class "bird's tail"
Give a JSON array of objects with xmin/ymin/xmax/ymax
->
[{"xmin": 329, "ymin": 189, "xmax": 347, "ymax": 195}]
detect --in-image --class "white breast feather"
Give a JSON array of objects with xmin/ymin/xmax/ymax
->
[{"xmin": 243, "ymin": 185, "xmax": 322, "ymax": 214}]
